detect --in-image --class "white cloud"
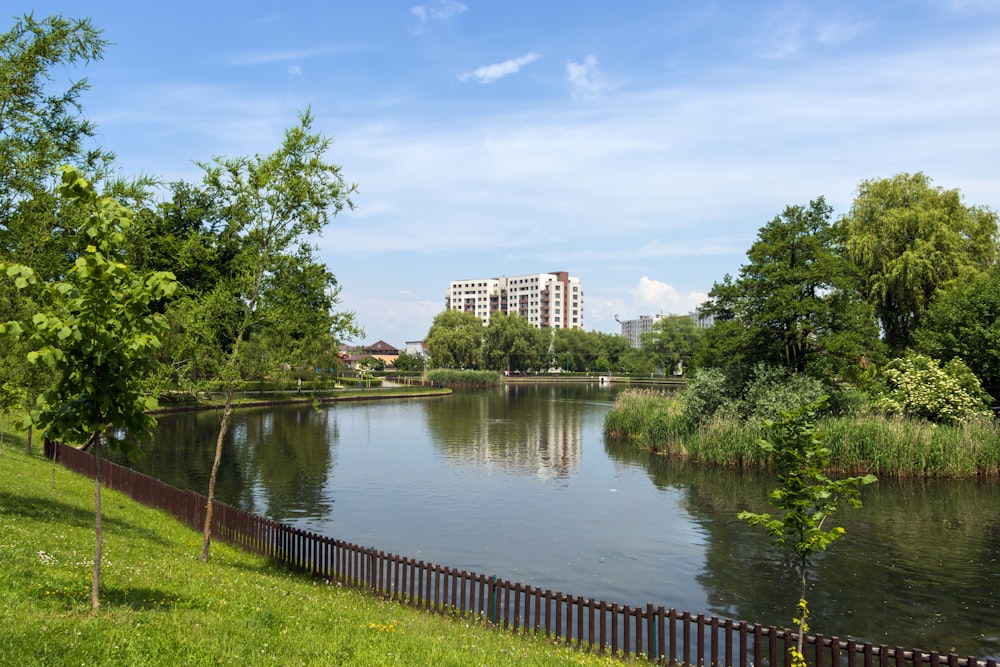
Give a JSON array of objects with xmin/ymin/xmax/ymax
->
[
  {"xmin": 460, "ymin": 52, "xmax": 540, "ymax": 84},
  {"xmin": 288, "ymin": 65, "xmax": 302, "ymax": 75},
  {"xmin": 411, "ymin": 0, "xmax": 468, "ymax": 34},
  {"xmin": 566, "ymin": 55, "xmax": 603, "ymax": 93},
  {"xmin": 635, "ymin": 277, "xmax": 708, "ymax": 314}
]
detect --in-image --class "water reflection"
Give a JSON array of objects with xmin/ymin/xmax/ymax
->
[
  {"xmin": 425, "ymin": 384, "xmax": 591, "ymax": 479},
  {"xmin": 132, "ymin": 405, "xmax": 337, "ymax": 524},
  {"xmin": 604, "ymin": 438, "xmax": 1000, "ymax": 657},
  {"xmin": 134, "ymin": 387, "xmax": 1000, "ymax": 658}
]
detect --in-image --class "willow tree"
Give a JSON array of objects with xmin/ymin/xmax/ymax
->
[
  {"xmin": 0, "ymin": 167, "xmax": 176, "ymax": 610},
  {"xmin": 196, "ymin": 110, "xmax": 357, "ymax": 562},
  {"xmin": 837, "ymin": 173, "xmax": 998, "ymax": 354}
]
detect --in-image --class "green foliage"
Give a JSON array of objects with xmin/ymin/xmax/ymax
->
[
  {"xmin": 873, "ymin": 353, "xmax": 991, "ymax": 425},
  {"xmin": 425, "ymin": 368, "xmax": 500, "ymax": 387},
  {"xmin": 484, "ymin": 312, "xmax": 545, "ymax": 372},
  {"xmin": 838, "ymin": 172, "xmax": 998, "ymax": 353},
  {"xmin": 425, "ymin": 310, "xmax": 484, "ymax": 369},
  {"xmin": 738, "ymin": 396, "xmax": 876, "ymax": 657},
  {"xmin": 640, "ymin": 314, "xmax": 703, "ymax": 375},
  {"xmin": 914, "ymin": 265, "xmax": 1000, "ymax": 392},
  {"xmin": 393, "ymin": 350, "xmax": 426, "ymax": 372},
  {"xmin": 682, "ymin": 364, "xmax": 829, "ymax": 425},
  {"xmin": 0, "ymin": 13, "xmax": 113, "ymax": 278},
  {"xmin": 699, "ymin": 198, "xmax": 882, "ymax": 383},
  {"xmin": 0, "ymin": 166, "xmax": 176, "ymax": 454}
]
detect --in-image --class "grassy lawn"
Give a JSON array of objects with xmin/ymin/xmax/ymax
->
[{"xmin": 0, "ymin": 443, "xmax": 626, "ymax": 666}]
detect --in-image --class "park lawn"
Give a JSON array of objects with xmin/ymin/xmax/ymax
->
[{"xmin": 0, "ymin": 444, "xmax": 626, "ymax": 666}]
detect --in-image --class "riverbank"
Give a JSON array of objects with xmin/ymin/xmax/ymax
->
[
  {"xmin": 604, "ymin": 388, "xmax": 1000, "ymax": 477},
  {"xmin": 154, "ymin": 385, "xmax": 452, "ymax": 413},
  {"xmin": 0, "ymin": 446, "xmax": 622, "ymax": 666}
]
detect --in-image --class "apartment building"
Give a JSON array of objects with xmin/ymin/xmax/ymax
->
[
  {"xmin": 618, "ymin": 314, "xmax": 665, "ymax": 347},
  {"xmin": 445, "ymin": 271, "xmax": 583, "ymax": 329}
]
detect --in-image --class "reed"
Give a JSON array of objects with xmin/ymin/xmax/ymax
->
[
  {"xmin": 604, "ymin": 389, "xmax": 1000, "ymax": 478},
  {"xmin": 425, "ymin": 369, "xmax": 501, "ymax": 387}
]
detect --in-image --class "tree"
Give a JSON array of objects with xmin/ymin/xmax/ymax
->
[
  {"xmin": 0, "ymin": 166, "xmax": 177, "ymax": 610},
  {"xmin": 484, "ymin": 312, "xmax": 546, "ymax": 372},
  {"xmin": 0, "ymin": 14, "xmax": 113, "ymax": 279},
  {"xmin": 196, "ymin": 110, "xmax": 358, "ymax": 561},
  {"xmin": 393, "ymin": 350, "xmax": 426, "ymax": 372},
  {"xmin": 837, "ymin": 173, "xmax": 998, "ymax": 354},
  {"xmin": 738, "ymin": 397, "xmax": 876, "ymax": 665},
  {"xmin": 914, "ymin": 266, "xmax": 1000, "ymax": 397},
  {"xmin": 641, "ymin": 315, "xmax": 703, "ymax": 376},
  {"xmin": 426, "ymin": 310, "xmax": 484, "ymax": 369},
  {"xmin": 699, "ymin": 197, "xmax": 881, "ymax": 383}
]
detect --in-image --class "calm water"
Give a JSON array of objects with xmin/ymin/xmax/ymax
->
[{"xmin": 131, "ymin": 383, "xmax": 1000, "ymax": 657}]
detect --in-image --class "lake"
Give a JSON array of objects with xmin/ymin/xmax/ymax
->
[{"xmin": 129, "ymin": 383, "xmax": 999, "ymax": 658}]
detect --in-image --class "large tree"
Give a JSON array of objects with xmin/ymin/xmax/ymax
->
[
  {"xmin": 426, "ymin": 309, "xmax": 484, "ymax": 369},
  {"xmin": 0, "ymin": 167, "xmax": 177, "ymax": 610},
  {"xmin": 837, "ymin": 173, "xmax": 998, "ymax": 354},
  {"xmin": 196, "ymin": 110, "xmax": 359, "ymax": 561},
  {"xmin": 914, "ymin": 266, "xmax": 1000, "ymax": 397},
  {"xmin": 640, "ymin": 314, "xmax": 703, "ymax": 376},
  {"xmin": 699, "ymin": 197, "xmax": 880, "ymax": 383},
  {"xmin": 0, "ymin": 14, "xmax": 113, "ymax": 277},
  {"xmin": 483, "ymin": 311, "xmax": 545, "ymax": 372}
]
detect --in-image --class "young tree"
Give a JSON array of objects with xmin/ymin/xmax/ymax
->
[
  {"xmin": 837, "ymin": 173, "xmax": 998, "ymax": 354},
  {"xmin": 738, "ymin": 397, "xmax": 876, "ymax": 665},
  {"xmin": 196, "ymin": 110, "xmax": 358, "ymax": 561},
  {"xmin": 0, "ymin": 166, "xmax": 177, "ymax": 610}
]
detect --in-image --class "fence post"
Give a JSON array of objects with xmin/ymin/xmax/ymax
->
[{"xmin": 489, "ymin": 575, "xmax": 499, "ymax": 625}]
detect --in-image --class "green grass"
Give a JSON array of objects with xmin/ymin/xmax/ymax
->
[{"xmin": 0, "ymin": 446, "xmax": 629, "ymax": 666}]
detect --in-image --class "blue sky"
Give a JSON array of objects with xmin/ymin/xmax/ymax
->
[{"xmin": 16, "ymin": 1, "xmax": 1000, "ymax": 346}]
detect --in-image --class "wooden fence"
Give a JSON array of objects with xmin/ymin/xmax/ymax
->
[{"xmin": 56, "ymin": 443, "xmax": 995, "ymax": 667}]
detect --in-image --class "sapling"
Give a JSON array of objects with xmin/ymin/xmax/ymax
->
[{"xmin": 738, "ymin": 395, "xmax": 876, "ymax": 666}]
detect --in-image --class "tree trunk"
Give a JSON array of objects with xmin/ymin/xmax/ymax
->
[
  {"xmin": 92, "ymin": 437, "xmax": 102, "ymax": 611},
  {"xmin": 200, "ymin": 388, "xmax": 233, "ymax": 561},
  {"xmin": 26, "ymin": 424, "xmax": 32, "ymax": 456}
]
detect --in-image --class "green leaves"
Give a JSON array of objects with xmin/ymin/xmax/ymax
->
[
  {"xmin": 0, "ymin": 166, "xmax": 177, "ymax": 453},
  {"xmin": 739, "ymin": 396, "xmax": 876, "ymax": 648}
]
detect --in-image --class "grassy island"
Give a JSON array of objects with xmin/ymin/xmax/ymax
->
[{"xmin": 604, "ymin": 388, "xmax": 1000, "ymax": 478}]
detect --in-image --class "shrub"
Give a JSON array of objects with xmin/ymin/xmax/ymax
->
[{"xmin": 873, "ymin": 353, "xmax": 991, "ymax": 425}]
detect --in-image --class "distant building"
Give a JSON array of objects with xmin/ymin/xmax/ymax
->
[
  {"xmin": 617, "ymin": 314, "xmax": 666, "ymax": 348},
  {"xmin": 688, "ymin": 309, "xmax": 714, "ymax": 329},
  {"xmin": 445, "ymin": 271, "xmax": 583, "ymax": 329},
  {"xmin": 338, "ymin": 340, "xmax": 400, "ymax": 369},
  {"xmin": 404, "ymin": 340, "xmax": 429, "ymax": 359}
]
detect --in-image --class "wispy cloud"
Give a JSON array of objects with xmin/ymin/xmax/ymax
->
[
  {"xmin": 411, "ymin": 0, "xmax": 468, "ymax": 34},
  {"xmin": 459, "ymin": 52, "xmax": 540, "ymax": 83},
  {"xmin": 567, "ymin": 55, "xmax": 604, "ymax": 94},
  {"xmin": 226, "ymin": 47, "xmax": 336, "ymax": 66},
  {"xmin": 288, "ymin": 65, "xmax": 302, "ymax": 75}
]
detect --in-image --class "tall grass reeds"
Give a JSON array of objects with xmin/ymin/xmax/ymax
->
[
  {"xmin": 425, "ymin": 369, "xmax": 501, "ymax": 387},
  {"xmin": 604, "ymin": 389, "xmax": 1000, "ymax": 478}
]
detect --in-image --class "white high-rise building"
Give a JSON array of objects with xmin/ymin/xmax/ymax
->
[{"xmin": 445, "ymin": 271, "xmax": 583, "ymax": 329}]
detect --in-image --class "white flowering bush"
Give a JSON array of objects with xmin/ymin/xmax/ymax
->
[{"xmin": 873, "ymin": 353, "xmax": 992, "ymax": 425}]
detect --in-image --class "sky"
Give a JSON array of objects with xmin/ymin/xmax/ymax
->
[{"xmin": 15, "ymin": 1, "xmax": 1000, "ymax": 347}]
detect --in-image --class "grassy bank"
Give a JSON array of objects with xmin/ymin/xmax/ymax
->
[
  {"xmin": 0, "ymin": 447, "xmax": 623, "ymax": 666},
  {"xmin": 604, "ymin": 389, "xmax": 1000, "ymax": 477}
]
